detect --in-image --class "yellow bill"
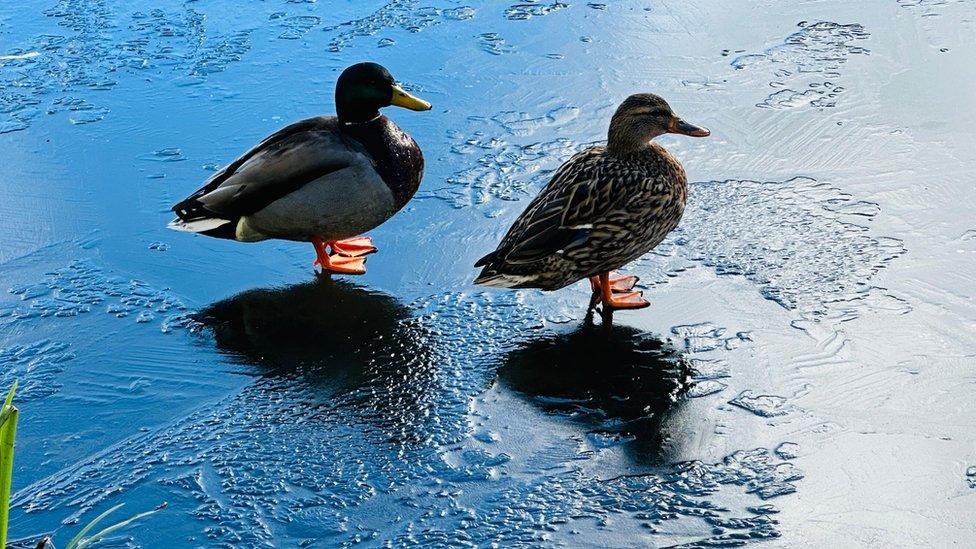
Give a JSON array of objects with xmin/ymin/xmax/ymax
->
[{"xmin": 391, "ymin": 84, "xmax": 432, "ymax": 111}]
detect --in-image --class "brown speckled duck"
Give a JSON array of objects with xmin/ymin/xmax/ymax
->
[
  {"xmin": 168, "ymin": 62, "xmax": 431, "ymax": 275},
  {"xmin": 474, "ymin": 93, "xmax": 709, "ymax": 313}
]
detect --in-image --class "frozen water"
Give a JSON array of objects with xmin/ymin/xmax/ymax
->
[{"xmin": 2, "ymin": 0, "xmax": 975, "ymax": 546}]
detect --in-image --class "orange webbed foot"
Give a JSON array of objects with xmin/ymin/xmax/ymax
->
[
  {"xmin": 312, "ymin": 238, "xmax": 368, "ymax": 275},
  {"xmin": 319, "ymin": 254, "xmax": 367, "ymax": 275},
  {"xmin": 603, "ymin": 290, "xmax": 650, "ymax": 310},
  {"xmin": 593, "ymin": 272, "xmax": 649, "ymax": 312},
  {"xmin": 331, "ymin": 236, "xmax": 377, "ymax": 257},
  {"xmin": 607, "ymin": 273, "xmax": 639, "ymax": 293}
]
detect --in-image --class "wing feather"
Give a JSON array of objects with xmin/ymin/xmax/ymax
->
[
  {"xmin": 486, "ymin": 148, "xmax": 617, "ymax": 265},
  {"xmin": 171, "ymin": 117, "xmax": 363, "ymax": 221}
]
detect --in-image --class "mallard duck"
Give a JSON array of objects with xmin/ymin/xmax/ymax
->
[
  {"xmin": 474, "ymin": 93, "xmax": 709, "ymax": 313},
  {"xmin": 168, "ymin": 62, "xmax": 431, "ymax": 275}
]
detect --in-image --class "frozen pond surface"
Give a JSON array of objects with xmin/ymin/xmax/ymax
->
[{"xmin": 1, "ymin": 0, "xmax": 975, "ymax": 546}]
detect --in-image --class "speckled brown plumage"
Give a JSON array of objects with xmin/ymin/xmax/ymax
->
[{"xmin": 474, "ymin": 93, "xmax": 707, "ymax": 294}]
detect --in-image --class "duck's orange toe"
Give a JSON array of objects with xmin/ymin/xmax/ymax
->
[
  {"xmin": 608, "ymin": 273, "xmax": 639, "ymax": 293},
  {"xmin": 323, "ymin": 255, "xmax": 366, "ymax": 275},
  {"xmin": 331, "ymin": 236, "xmax": 378, "ymax": 257},
  {"xmin": 604, "ymin": 290, "xmax": 649, "ymax": 310}
]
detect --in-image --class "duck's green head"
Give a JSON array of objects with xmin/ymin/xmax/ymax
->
[
  {"xmin": 608, "ymin": 93, "xmax": 709, "ymax": 154},
  {"xmin": 335, "ymin": 62, "xmax": 432, "ymax": 124}
]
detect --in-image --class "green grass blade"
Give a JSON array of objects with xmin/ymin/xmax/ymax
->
[
  {"xmin": 2, "ymin": 381, "xmax": 16, "ymax": 411},
  {"xmin": 0, "ymin": 403, "xmax": 19, "ymax": 549},
  {"xmin": 72, "ymin": 503, "xmax": 166, "ymax": 549},
  {"xmin": 65, "ymin": 503, "xmax": 124, "ymax": 549},
  {"xmin": 0, "ymin": 380, "xmax": 18, "ymax": 428}
]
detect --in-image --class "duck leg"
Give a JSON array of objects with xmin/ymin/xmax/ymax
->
[
  {"xmin": 589, "ymin": 276, "xmax": 603, "ymax": 310},
  {"xmin": 596, "ymin": 271, "xmax": 649, "ymax": 310},
  {"xmin": 312, "ymin": 237, "xmax": 367, "ymax": 275},
  {"xmin": 330, "ymin": 236, "xmax": 378, "ymax": 257}
]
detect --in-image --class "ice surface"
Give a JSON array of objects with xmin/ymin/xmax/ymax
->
[{"xmin": 2, "ymin": 0, "xmax": 974, "ymax": 546}]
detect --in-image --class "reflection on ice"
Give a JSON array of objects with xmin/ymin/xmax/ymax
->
[
  {"xmin": 499, "ymin": 323, "xmax": 692, "ymax": 464},
  {"xmin": 197, "ymin": 278, "xmax": 440, "ymax": 444}
]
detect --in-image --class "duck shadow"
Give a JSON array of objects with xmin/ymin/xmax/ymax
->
[
  {"xmin": 195, "ymin": 277, "xmax": 437, "ymax": 442},
  {"xmin": 497, "ymin": 323, "xmax": 692, "ymax": 464}
]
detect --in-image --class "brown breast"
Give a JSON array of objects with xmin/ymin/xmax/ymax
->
[{"xmin": 340, "ymin": 115, "xmax": 424, "ymax": 210}]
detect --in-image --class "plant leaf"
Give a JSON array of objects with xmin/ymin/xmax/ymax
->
[
  {"xmin": 73, "ymin": 503, "xmax": 166, "ymax": 549},
  {"xmin": 0, "ymin": 383, "xmax": 19, "ymax": 549},
  {"xmin": 65, "ymin": 503, "xmax": 124, "ymax": 549},
  {"xmin": 2, "ymin": 381, "xmax": 16, "ymax": 410},
  {"xmin": 0, "ymin": 381, "xmax": 18, "ymax": 427}
]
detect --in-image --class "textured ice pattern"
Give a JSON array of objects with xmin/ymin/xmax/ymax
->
[
  {"xmin": 3, "ymin": 259, "xmax": 189, "ymax": 330},
  {"xmin": 0, "ymin": 1, "xmax": 251, "ymax": 133},
  {"xmin": 11, "ymin": 279, "xmax": 797, "ymax": 546},
  {"xmin": 324, "ymin": 2, "xmax": 477, "ymax": 52},
  {"xmin": 731, "ymin": 21, "xmax": 870, "ymax": 109},
  {"xmin": 676, "ymin": 177, "xmax": 908, "ymax": 322}
]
